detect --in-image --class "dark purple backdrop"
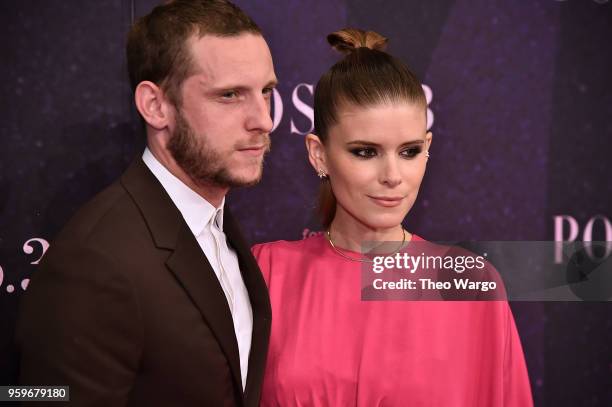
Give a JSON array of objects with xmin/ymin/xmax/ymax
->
[{"xmin": 1, "ymin": 1, "xmax": 611, "ymax": 406}]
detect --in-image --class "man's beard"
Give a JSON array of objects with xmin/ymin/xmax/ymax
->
[{"xmin": 167, "ymin": 109, "xmax": 269, "ymax": 188}]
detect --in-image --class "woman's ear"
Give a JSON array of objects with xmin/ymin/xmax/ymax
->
[
  {"xmin": 305, "ymin": 133, "xmax": 328, "ymax": 176},
  {"xmin": 425, "ymin": 131, "xmax": 433, "ymax": 155},
  {"xmin": 134, "ymin": 81, "xmax": 172, "ymax": 130}
]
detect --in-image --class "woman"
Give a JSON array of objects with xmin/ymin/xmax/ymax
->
[{"xmin": 253, "ymin": 28, "xmax": 533, "ymax": 406}]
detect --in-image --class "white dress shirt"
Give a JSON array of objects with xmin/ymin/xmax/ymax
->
[{"xmin": 142, "ymin": 148, "xmax": 253, "ymax": 390}]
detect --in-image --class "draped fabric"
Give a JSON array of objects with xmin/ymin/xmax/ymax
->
[{"xmin": 253, "ymin": 235, "xmax": 533, "ymax": 407}]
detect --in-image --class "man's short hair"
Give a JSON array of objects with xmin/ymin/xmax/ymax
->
[{"xmin": 126, "ymin": 0, "xmax": 262, "ymax": 106}]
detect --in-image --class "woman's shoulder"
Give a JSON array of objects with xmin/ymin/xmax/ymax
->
[
  {"xmin": 411, "ymin": 233, "xmax": 425, "ymax": 242},
  {"xmin": 252, "ymin": 234, "xmax": 326, "ymax": 260},
  {"xmin": 251, "ymin": 235, "xmax": 328, "ymax": 283}
]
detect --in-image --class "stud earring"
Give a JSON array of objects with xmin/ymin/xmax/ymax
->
[
  {"xmin": 426, "ymin": 151, "xmax": 430, "ymax": 158},
  {"xmin": 317, "ymin": 169, "xmax": 328, "ymax": 179}
]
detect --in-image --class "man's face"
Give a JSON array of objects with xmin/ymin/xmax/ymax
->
[{"xmin": 167, "ymin": 33, "xmax": 277, "ymax": 188}]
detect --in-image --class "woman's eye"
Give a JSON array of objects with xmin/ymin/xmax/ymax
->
[
  {"xmin": 350, "ymin": 147, "xmax": 377, "ymax": 158},
  {"xmin": 262, "ymin": 87, "xmax": 274, "ymax": 97},
  {"xmin": 401, "ymin": 146, "xmax": 422, "ymax": 159}
]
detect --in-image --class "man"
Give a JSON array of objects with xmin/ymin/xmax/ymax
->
[{"xmin": 16, "ymin": 1, "xmax": 276, "ymax": 405}]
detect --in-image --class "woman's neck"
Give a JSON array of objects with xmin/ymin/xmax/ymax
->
[{"xmin": 328, "ymin": 207, "xmax": 410, "ymax": 253}]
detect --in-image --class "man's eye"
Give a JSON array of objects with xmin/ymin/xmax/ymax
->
[
  {"xmin": 350, "ymin": 147, "xmax": 377, "ymax": 158},
  {"xmin": 400, "ymin": 146, "xmax": 422, "ymax": 159},
  {"xmin": 221, "ymin": 90, "xmax": 238, "ymax": 99}
]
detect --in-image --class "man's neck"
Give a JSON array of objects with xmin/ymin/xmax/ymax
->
[{"xmin": 146, "ymin": 144, "xmax": 228, "ymax": 208}]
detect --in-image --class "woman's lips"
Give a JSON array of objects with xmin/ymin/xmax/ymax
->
[{"xmin": 368, "ymin": 195, "xmax": 404, "ymax": 208}]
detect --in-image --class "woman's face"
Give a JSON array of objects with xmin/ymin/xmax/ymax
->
[{"xmin": 311, "ymin": 102, "xmax": 432, "ymax": 231}]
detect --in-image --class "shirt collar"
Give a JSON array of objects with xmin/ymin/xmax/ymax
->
[{"xmin": 142, "ymin": 147, "xmax": 224, "ymax": 236}]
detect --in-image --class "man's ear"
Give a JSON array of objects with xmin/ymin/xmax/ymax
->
[
  {"xmin": 305, "ymin": 133, "xmax": 328, "ymax": 175},
  {"xmin": 134, "ymin": 81, "xmax": 172, "ymax": 130}
]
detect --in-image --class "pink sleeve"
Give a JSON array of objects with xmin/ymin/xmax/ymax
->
[
  {"xmin": 504, "ymin": 304, "xmax": 534, "ymax": 406},
  {"xmin": 251, "ymin": 243, "xmax": 271, "ymax": 285}
]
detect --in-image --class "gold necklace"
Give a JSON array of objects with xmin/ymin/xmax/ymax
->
[{"xmin": 325, "ymin": 228, "xmax": 407, "ymax": 262}]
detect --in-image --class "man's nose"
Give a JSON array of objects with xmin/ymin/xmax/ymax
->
[{"xmin": 246, "ymin": 94, "xmax": 273, "ymax": 133}]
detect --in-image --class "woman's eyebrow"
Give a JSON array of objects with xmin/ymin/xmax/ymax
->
[
  {"xmin": 346, "ymin": 139, "xmax": 424, "ymax": 147},
  {"xmin": 398, "ymin": 140, "xmax": 425, "ymax": 148}
]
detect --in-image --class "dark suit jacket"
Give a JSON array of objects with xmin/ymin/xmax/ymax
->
[{"xmin": 16, "ymin": 158, "xmax": 271, "ymax": 406}]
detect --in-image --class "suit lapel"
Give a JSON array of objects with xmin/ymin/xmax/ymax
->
[
  {"xmin": 165, "ymin": 226, "xmax": 243, "ymax": 391},
  {"xmin": 120, "ymin": 159, "xmax": 243, "ymax": 396},
  {"xmin": 223, "ymin": 208, "xmax": 272, "ymax": 406}
]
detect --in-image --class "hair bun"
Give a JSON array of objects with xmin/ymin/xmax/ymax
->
[{"xmin": 327, "ymin": 28, "xmax": 388, "ymax": 55}]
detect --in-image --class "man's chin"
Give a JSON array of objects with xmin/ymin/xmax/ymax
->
[
  {"xmin": 201, "ymin": 167, "xmax": 264, "ymax": 188},
  {"xmin": 228, "ymin": 171, "xmax": 264, "ymax": 188}
]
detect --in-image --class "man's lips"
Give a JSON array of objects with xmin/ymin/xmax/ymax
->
[
  {"xmin": 237, "ymin": 145, "xmax": 268, "ymax": 156},
  {"xmin": 367, "ymin": 195, "xmax": 405, "ymax": 207}
]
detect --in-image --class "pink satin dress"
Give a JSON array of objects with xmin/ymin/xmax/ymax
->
[{"xmin": 253, "ymin": 235, "xmax": 533, "ymax": 407}]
